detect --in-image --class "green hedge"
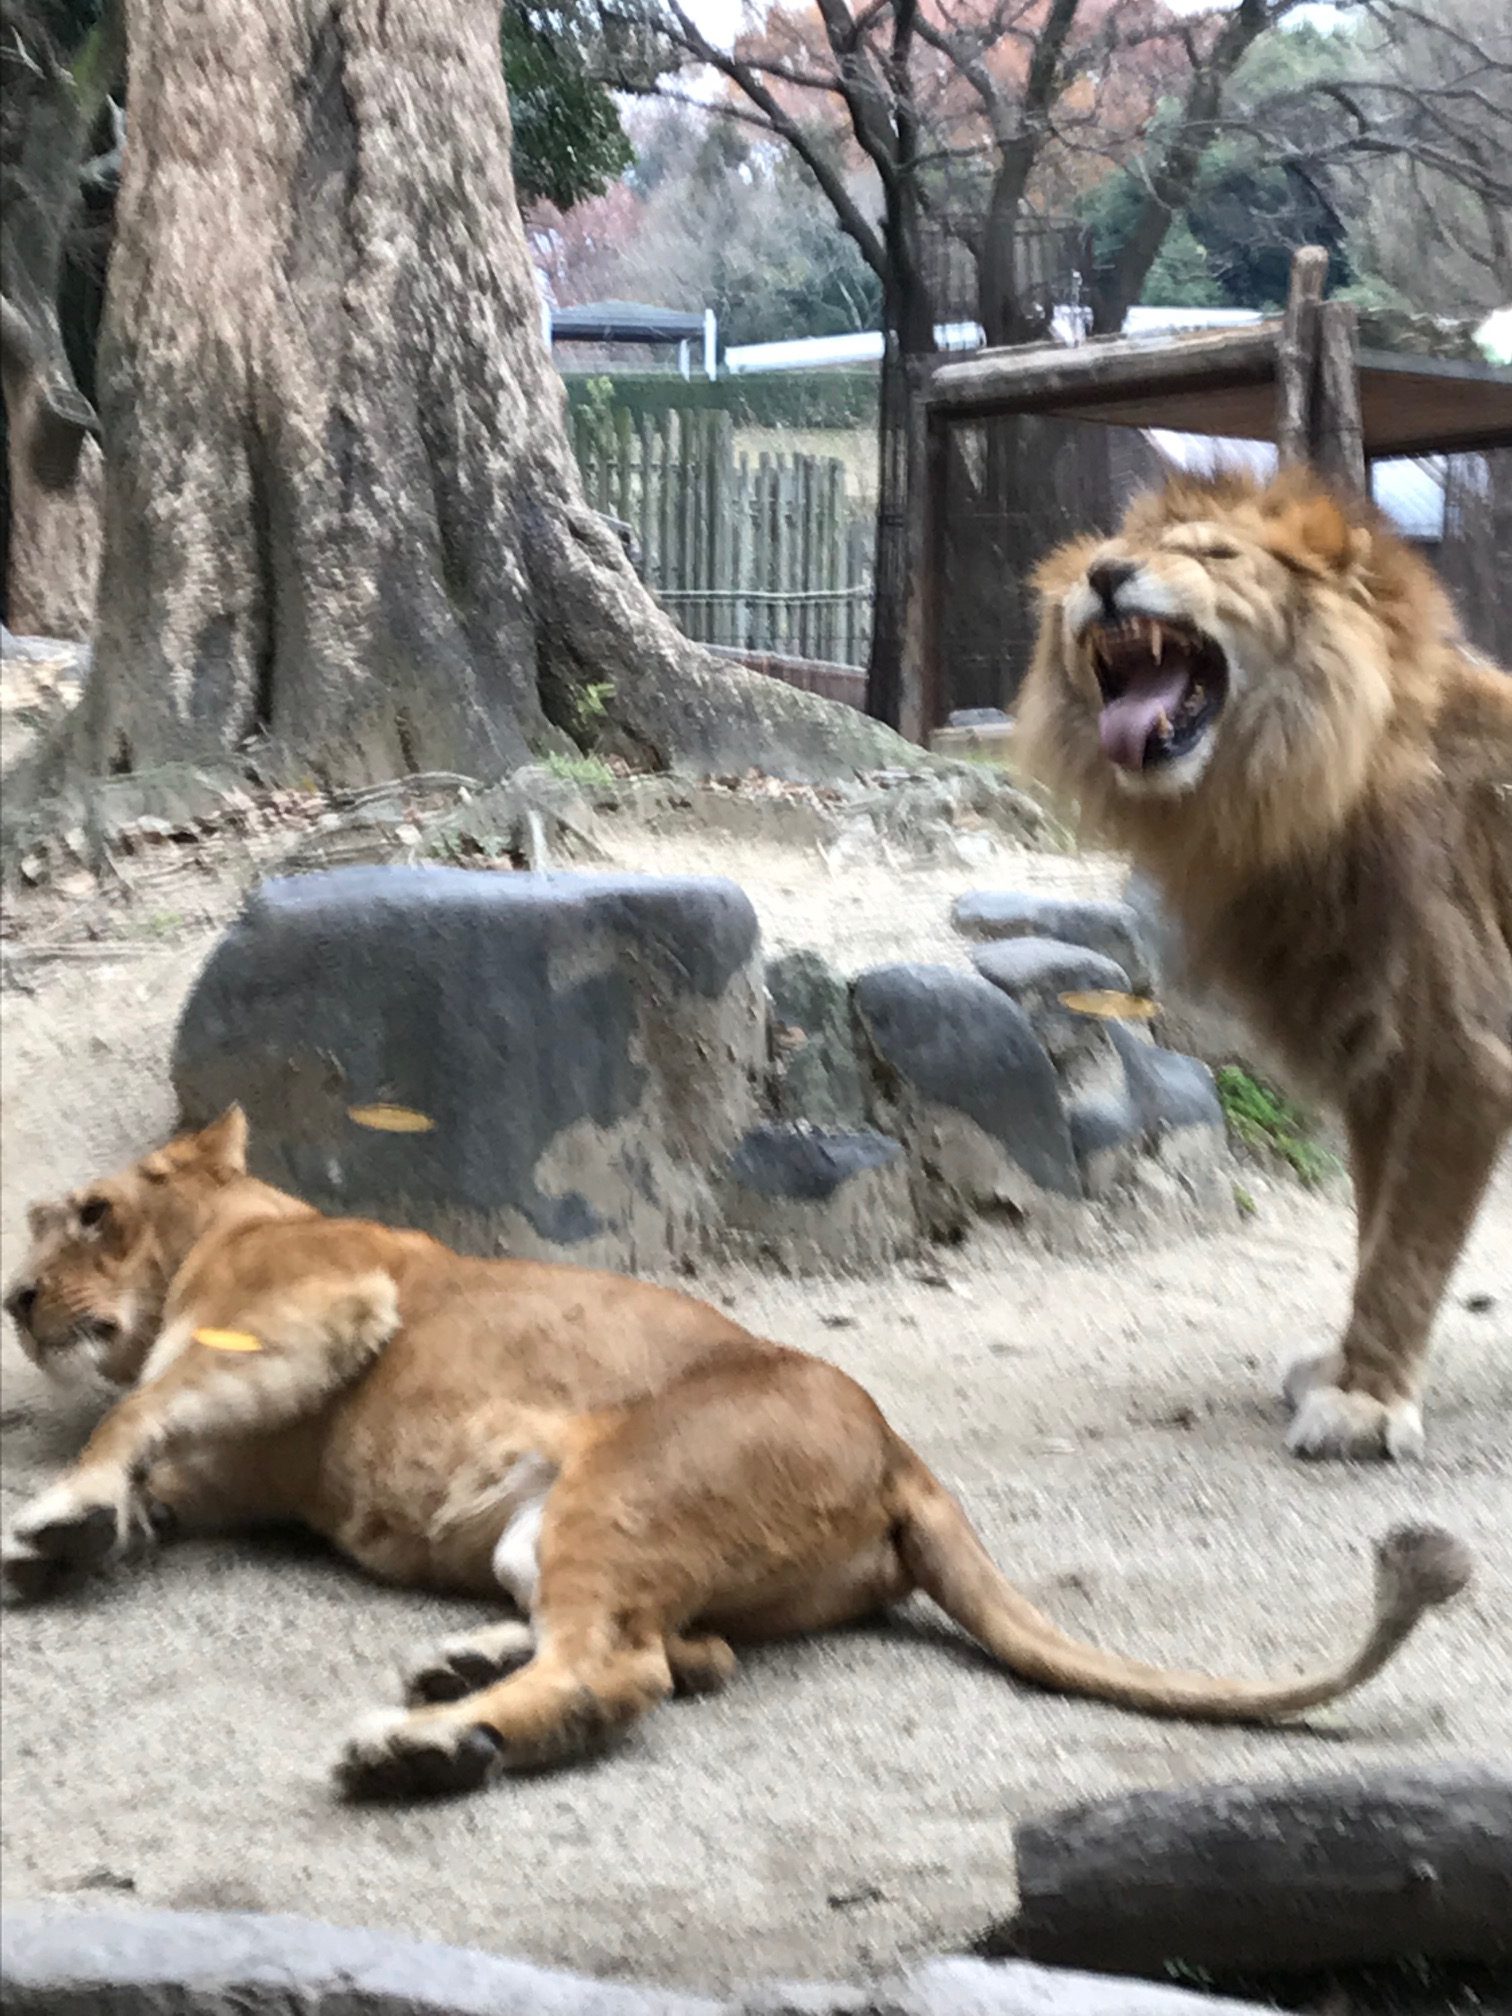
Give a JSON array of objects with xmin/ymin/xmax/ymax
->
[{"xmin": 562, "ymin": 369, "xmax": 879, "ymax": 429}]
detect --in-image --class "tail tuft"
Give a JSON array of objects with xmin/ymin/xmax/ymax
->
[{"xmin": 1374, "ymin": 1523, "xmax": 1473, "ymax": 1619}]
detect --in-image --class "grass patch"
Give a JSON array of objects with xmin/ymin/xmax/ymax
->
[
  {"xmin": 543, "ymin": 752, "xmax": 616, "ymax": 792},
  {"xmin": 1215, "ymin": 1067, "xmax": 1340, "ymax": 1188}
]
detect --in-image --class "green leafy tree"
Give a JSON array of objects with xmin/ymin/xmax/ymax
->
[{"xmin": 503, "ymin": 1, "xmax": 644, "ymax": 210}]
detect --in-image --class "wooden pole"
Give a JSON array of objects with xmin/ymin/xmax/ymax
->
[
  {"xmin": 1276, "ymin": 244, "xmax": 1328, "ymax": 468},
  {"xmin": 900, "ymin": 357, "xmax": 945, "ymax": 742},
  {"xmin": 1315, "ymin": 299, "xmax": 1367, "ymax": 494}
]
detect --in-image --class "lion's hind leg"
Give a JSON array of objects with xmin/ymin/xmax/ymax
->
[{"xmin": 2, "ymin": 1271, "xmax": 399, "ymax": 1599}]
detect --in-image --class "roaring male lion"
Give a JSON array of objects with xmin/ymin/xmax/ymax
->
[
  {"xmin": 1017, "ymin": 466, "xmax": 1512, "ymax": 1462},
  {"xmin": 2, "ymin": 1109, "xmax": 1472, "ymax": 1799}
]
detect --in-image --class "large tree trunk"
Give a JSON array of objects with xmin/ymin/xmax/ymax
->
[
  {"xmin": 71, "ymin": 0, "xmax": 911, "ymax": 790},
  {"xmin": 0, "ymin": 0, "xmax": 110, "ymax": 637}
]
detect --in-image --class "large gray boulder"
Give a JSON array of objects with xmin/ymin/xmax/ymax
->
[
  {"xmin": 853, "ymin": 965, "xmax": 1080, "ymax": 1230},
  {"xmin": 172, "ymin": 867, "xmax": 764, "ymax": 1268}
]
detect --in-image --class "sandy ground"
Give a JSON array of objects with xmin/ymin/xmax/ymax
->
[{"xmin": 2, "ymin": 821, "xmax": 1509, "ymax": 1996}]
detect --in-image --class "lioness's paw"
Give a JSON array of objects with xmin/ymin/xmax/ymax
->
[
  {"xmin": 1, "ymin": 1476, "xmax": 139, "ymax": 1599},
  {"xmin": 335, "ymin": 1707, "xmax": 504, "ymax": 1801},
  {"xmin": 1286, "ymin": 1384, "xmax": 1425, "ymax": 1462},
  {"xmin": 403, "ymin": 1620, "xmax": 536, "ymax": 1705},
  {"xmin": 1, "ymin": 1531, "xmax": 68, "ymax": 1604}
]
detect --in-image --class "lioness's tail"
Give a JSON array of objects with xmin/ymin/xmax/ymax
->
[{"xmin": 891, "ymin": 1457, "xmax": 1470, "ymax": 1722}]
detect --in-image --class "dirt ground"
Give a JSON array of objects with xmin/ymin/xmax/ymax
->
[{"xmin": 1, "ymin": 806, "xmax": 1508, "ymax": 1998}]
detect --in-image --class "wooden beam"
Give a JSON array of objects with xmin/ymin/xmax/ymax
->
[{"xmin": 924, "ymin": 326, "xmax": 1279, "ymax": 421}]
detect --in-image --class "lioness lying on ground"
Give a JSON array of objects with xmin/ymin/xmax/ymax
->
[
  {"xmin": 1019, "ymin": 467, "xmax": 1512, "ymax": 1463},
  {"xmin": 2, "ymin": 1110, "xmax": 1471, "ymax": 1800}
]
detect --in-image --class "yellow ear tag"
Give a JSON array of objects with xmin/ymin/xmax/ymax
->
[
  {"xmin": 194, "ymin": 1327, "xmax": 264, "ymax": 1353},
  {"xmin": 347, "ymin": 1103, "xmax": 435, "ymax": 1134},
  {"xmin": 1059, "ymin": 989, "xmax": 1161, "ymax": 1021}
]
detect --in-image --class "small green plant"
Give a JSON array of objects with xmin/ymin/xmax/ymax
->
[
  {"xmin": 1216, "ymin": 1066, "xmax": 1340, "ymax": 1187},
  {"xmin": 578, "ymin": 680, "xmax": 614, "ymax": 726},
  {"xmin": 544, "ymin": 751, "xmax": 615, "ymax": 792},
  {"xmin": 1232, "ymin": 1182, "xmax": 1257, "ymax": 1218}
]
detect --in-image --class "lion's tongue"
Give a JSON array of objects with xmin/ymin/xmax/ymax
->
[{"xmin": 1098, "ymin": 664, "xmax": 1191, "ymax": 770}]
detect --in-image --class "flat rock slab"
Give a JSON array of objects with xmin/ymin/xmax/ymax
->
[
  {"xmin": 952, "ymin": 892, "xmax": 1154, "ymax": 994},
  {"xmin": 0, "ymin": 1909, "xmax": 1274, "ymax": 2016},
  {"xmin": 172, "ymin": 867, "xmax": 764, "ymax": 1268}
]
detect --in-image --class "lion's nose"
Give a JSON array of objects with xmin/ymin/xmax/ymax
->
[
  {"xmin": 4, "ymin": 1283, "xmax": 38, "ymax": 1328},
  {"xmin": 1088, "ymin": 560, "xmax": 1135, "ymax": 612}
]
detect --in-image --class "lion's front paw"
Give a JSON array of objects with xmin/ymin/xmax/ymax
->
[
  {"xmin": 335, "ymin": 1707, "xmax": 505, "ymax": 1801},
  {"xmin": 1285, "ymin": 1384, "xmax": 1425, "ymax": 1462},
  {"xmin": 1279, "ymin": 1346, "xmax": 1345, "ymax": 1413}
]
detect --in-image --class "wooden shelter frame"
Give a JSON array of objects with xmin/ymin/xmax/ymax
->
[{"xmin": 901, "ymin": 247, "xmax": 1512, "ymax": 739}]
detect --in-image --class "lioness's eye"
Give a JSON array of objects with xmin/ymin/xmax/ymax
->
[
  {"xmin": 78, "ymin": 1197, "xmax": 111, "ymax": 1230},
  {"xmin": 1196, "ymin": 543, "xmax": 1240, "ymax": 561}
]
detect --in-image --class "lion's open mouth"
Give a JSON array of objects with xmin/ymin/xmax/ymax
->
[{"xmin": 1087, "ymin": 617, "xmax": 1228, "ymax": 771}]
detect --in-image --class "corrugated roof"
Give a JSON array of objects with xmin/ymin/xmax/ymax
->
[{"xmin": 550, "ymin": 300, "xmax": 706, "ymax": 344}]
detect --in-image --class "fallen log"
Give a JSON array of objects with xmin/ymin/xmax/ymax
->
[{"xmin": 987, "ymin": 1765, "xmax": 1512, "ymax": 1976}]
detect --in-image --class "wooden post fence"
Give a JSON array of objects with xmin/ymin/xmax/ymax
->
[{"xmin": 569, "ymin": 403, "xmax": 873, "ymax": 669}]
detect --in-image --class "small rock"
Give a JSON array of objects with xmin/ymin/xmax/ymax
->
[
  {"xmin": 726, "ymin": 1123, "xmax": 903, "ymax": 1203},
  {"xmin": 1464, "ymin": 1292, "xmax": 1495, "ymax": 1314},
  {"xmin": 971, "ymin": 937, "xmax": 1132, "ymax": 1015},
  {"xmin": 766, "ymin": 948, "xmax": 869, "ymax": 1129},
  {"xmin": 827, "ymin": 1883, "xmax": 885, "ymax": 1910},
  {"xmin": 953, "ymin": 890, "xmax": 1155, "ymax": 992},
  {"xmin": 854, "ymin": 964, "xmax": 1081, "ymax": 1209},
  {"xmin": 722, "ymin": 1122, "xmax": 914, "ymax": 1273}
]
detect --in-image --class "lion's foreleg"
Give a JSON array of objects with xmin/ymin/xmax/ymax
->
[
  {"xmin": 2, "ymin": 1272, "xmax": 398, "ymax": 1598},
  {"xmin": 1285, "ymin": 1043, "xmax": 1511, "ymax": 1461}
]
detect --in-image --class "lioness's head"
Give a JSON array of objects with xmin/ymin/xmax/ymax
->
[
  {"xmin": 1018, "ymin": 467, "xmax": 1450, "ymax": 864},
  {"xmin": 4, "ymin": 1108, "xmax": 250, "ymax": 1392}
]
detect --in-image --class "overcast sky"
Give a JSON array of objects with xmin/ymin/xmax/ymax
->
[{"xmin": 675, "ymin": 0, "xmax": 1343, "ymax": 56}]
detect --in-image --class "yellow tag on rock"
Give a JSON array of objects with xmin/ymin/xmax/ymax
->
[
  {"xmin": 347, "ymin": 1103, "xmax": 435, "ymax": 1133},
  {"xmin": 1059, "ymin": 989, "xmax": 1160, "ymax": 1021},
  {"xmin": 194, "ymin": 1327, "xmax": 264, "ymax": 1353}
]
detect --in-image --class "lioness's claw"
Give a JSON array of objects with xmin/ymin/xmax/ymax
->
[
  {"xmin": 336, "ymin": 1707, "xmax": 505, "ymax": 1801},
  {"xmin": 1286, "ymin": 1385, "xmax": 1425, "ymax": 1462},
  {"xmin": 403, "ymin": 1619, "xmax": 535, "ymax": 1705}
]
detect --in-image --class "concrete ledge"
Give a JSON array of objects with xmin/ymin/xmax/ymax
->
[{"xmin": 0, "ymin": 1909, "xmax": 1275, "ymax": 2016}]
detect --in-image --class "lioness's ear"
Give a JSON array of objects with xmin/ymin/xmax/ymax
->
[
  {"xmin": 187, "ymin": 1104, "xmax": 249, "ymax": 1177},
  {"xmin": 1033, "ymin": 535, "xmax": 1101, "ymax": 600}
]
